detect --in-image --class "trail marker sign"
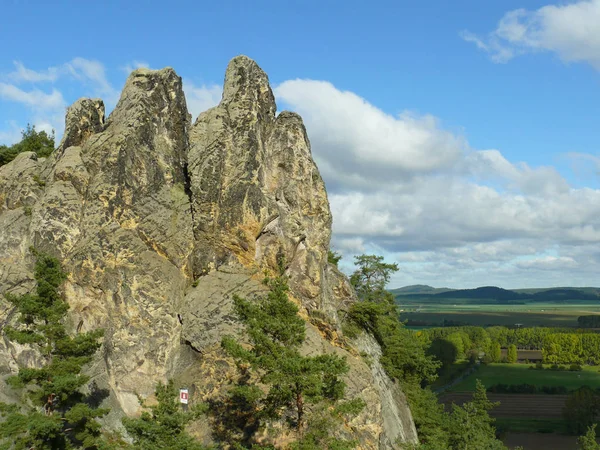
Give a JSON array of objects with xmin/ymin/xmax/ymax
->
[{"xmin": 179, "ymin": 388, "xmax": 189, "ymax": 405}]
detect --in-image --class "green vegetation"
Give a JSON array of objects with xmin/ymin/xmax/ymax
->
[
  {"xmin": 578, "ymin": 424, "xmax": 600, "ymax": 450},
  {"xmin": 349, "ymin": 254, "xmax": 399, "ymax": 303},
  {"xmin": 327, "ymin": 250, "xmax": 342, "ymax": 267},
  {"xmin": 222, "ymin": 267, "xmax": 357, "ymax": 448},
  {"xmin": 563, "ymin": 387, "xmax": 600, "ymax": 435},
  {"xmin": 346, "ymin": 256, "xmax": 438, "ymax": 384},
  {"xmin": 543, "ymin": 333, "xmax": 600, "ymax": 365},
  {"xmin": 405, "ymin": 381, "xmax": 505, "ymax": 449},
  {"xmin": 450, "ymin": 363, "xmax": 600, "ymax": 392},
  {"xmin": 0, "ymin": 250, "xmax": 108, "ymax": 449},
  {"xmin": 0, "ymin": 124, "xmax": 55, "ymax": 166},
  {"xmin": 507, "ymin": 344, "xmax": 517, "ymax": 363},
  {"xmin": 489, "ymin": 342, "xmax": 502, "ymax": 363},
  {"xmin": 122, "ymin": 380, "xmax": 207, "ymax": 450},
  {"xmin": 343, "ymin": 255, "xmax": 506, "ymax": 449}
]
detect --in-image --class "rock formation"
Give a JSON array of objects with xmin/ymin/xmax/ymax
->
[{"xmin": 0, "ymin": 56, "xmax": 417, "ymax": 448}]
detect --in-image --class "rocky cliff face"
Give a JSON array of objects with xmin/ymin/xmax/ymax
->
[{"xmin": 0, "ymin": 56, "xmax": 417, "ymax": 448}]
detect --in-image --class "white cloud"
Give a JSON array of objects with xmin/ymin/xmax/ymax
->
[
  {"xmin": 7, "ymin": 61, "xmax": 60, "ymax": 83},
  {"xmin": 0, "ymin": 83, "xmax": 65, "ymax": 110},
  {"xmin": 276, "ymin": 78, "xmax": 600, "ymax": 288},
  {"xmin": 462, "ymin": 0, "xmax": 600, "ymax": 70},
  {"xmin": 183, "ymin": 81, "xmax": 222, "ymax": 121},
  {"xmin": 65, "ymin": 58, "xmax": 114, "ymax": 95},
  {"xmin": 276, "ymin": 80, "xmax": 464, "ymax": 185}
]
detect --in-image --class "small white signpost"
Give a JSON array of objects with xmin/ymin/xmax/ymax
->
[{"xmin": 179, "ymin": 388, "xmax": 189, "ymax": 405}]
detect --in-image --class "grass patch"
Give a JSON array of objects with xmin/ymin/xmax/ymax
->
[{"xmin": 450, "ymin": 363, "xmax": 600, "ymax": 392}]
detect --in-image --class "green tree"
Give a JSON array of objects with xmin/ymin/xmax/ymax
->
[
  {"xmin": 349, "ymin": 254, "xmax": 398, "ymax": 303},
  {"xmin": 0, "ymin": 124, "xmax": 55, "ymax": 166},
  {"xmin": 345, "ymin": 255, "xmax": 439, "ymax": 384},
  {"xmin": 222, "ymin": 275, "xmax": 349, "ymax": 433},
  {"xmin": 122, "ymin": 380, "xmax": 206, "ymax": 450},
  {"xmin": 564, "ymin": 387, "xmax": 600, "ymax": 435},
  {"xmin": 447, "ymin": 380, "xmax": 505, "ymax": 450},
  {"xmin": 428, "ymin": 337, "xmax": 460, "ymax": 369},
  {"xmin": 489, "ymin": 342, "xmax": 501, "ymax": 363},
  {"xmin": 506, "ymin": 344, "xmax": 518, "ymax": 363},
  {"xmin": 578, "ymin": 424, "xmax": 600, "ymax": 450},
  {"xmin": 0, "ymin": 250, "xmax": 107, "ymax": 449},
  {"xmin": 327, "ymin": 250, "xmax": 342, "ymax": 267},
  {"xmin": 401, "ymin": 383, "xmax": 451, "ymax": 449},
  {"xmin": 446, "ymin": 332, "xmax": 466, "ymax": 360}
]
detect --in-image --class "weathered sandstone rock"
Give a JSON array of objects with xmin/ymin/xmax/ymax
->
[{"xmin": 0, "ymin": 56, "xmax": 417, "ymax": 448}]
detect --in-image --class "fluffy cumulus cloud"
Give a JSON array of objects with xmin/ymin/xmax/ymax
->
[
  {"xmin": 275, "ymin": 79, "xmax": 600, "ymax": 288},
  {"xmin": 461, "ymin": 0, "xmax": 600, "ymax": 69},
  {"xmin": 0, "ymin": 58, "xmax": 120, "ymax": 141}
]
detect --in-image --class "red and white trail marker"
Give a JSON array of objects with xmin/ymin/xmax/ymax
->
[{"xmin": 179, "ymin": 388, "xmax": 189, "ymax": 405}]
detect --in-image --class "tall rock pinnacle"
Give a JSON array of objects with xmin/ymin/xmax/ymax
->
[
  {"xmin": 188, "ymin": 55, "xmax": 332, "ymax": 304},
  {"xmin": 0, "ymin": 56, "xmax": 417, "ymax": 448}
]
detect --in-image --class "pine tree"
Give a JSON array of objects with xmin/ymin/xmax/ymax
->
[
  {"xmin": 121, "ymin": 380, "xmax": 206, "ymax": 450},
  {"xmin": 349, "ymin": 254, "xmax": 399, "ymax": 303},
  {"xmin": 345, "ymin": 255, "xmax": 439, "ymax": 384},
  {"xmin": 0, "ymin": 250, "xmax": 107, "ymax": 449},
  {"xmin": 447, "ymin": 381, "xmax": 504, "ymax": 450},
  {"xmin": 222, "ymin": 275, "xmax": 349, "ymax": 434}
]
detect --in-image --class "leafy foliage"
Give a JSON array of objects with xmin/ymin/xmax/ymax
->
[
  {"xmin": 349, "ymin": 254, "xmax": 398, "ymax": 303},
  {"xmin": 446, "ymin": 381, "xmax": 504, "ymax": 450},
  {"xmin": 403, "ymin": 381, "xmax": 505, "ymax": 450},
  {"xmin": 427, "ymin": 338, "xmax": 460, "ymax": 369},
  {"xmin": 345, "ymin": 255, "xmax": 439, "ymax": 384},
  {"xmin": 578, "ymin": 424, "xmax": 600, "ymax": 450},
  {"xmin": 222, "ymin": 275, "xmax": 350, "ymax": 439},
  {"xmin": 345, "ymin": 254, "xmax": 507, "ymax": 449},
  {"xmin": 0, "ymin": 124, "xmax": 55, "ymax": 166},
  {"xmin": 122, "ymin": 380, "xmax": 207, "ymax": 450},
  {"xmin": 506, "ymin": 344, "xmax": 518, "ymax": 363},
  {"xmin": 489, "ymin": 342, "xmax": 501, "ymax": 363},
  {"xmin": 563, "ymin": 386, "xmax": 600, "ymax": 435},
  {"xmin": 327, "ymin": 250, "xmax": 342, "ymax": 267},
  {"xmin": 0, "ymin": 250, "xmax": 108, "ymax": 449}
]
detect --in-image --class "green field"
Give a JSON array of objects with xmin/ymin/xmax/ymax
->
[
  {"xmin": 400, "ymin": 303, "xmax": 600, "ymax": 327},
  {"xmin": 450, "ymin": 363, "xmax": 600, "ymax": 392}
]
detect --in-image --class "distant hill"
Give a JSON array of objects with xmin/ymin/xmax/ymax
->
[
  {"xmin": 390, "ymin": 285, "xmax": 453, "ymax": 295},
  {"xmin": 514, "ymin": 287, "xmax": 600, "ymax": 297},
  {"xmin": 434, "ymin": 286, "xmax": 528, "ymax": 301},
  {"xmin": 393, "ymin": 285, "xmax": 600, "ymax": 304}
]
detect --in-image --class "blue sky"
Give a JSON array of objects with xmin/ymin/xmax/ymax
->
[{"xmin": 2, "ymin": 0, "xmax": 600, "ymax": 288}]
